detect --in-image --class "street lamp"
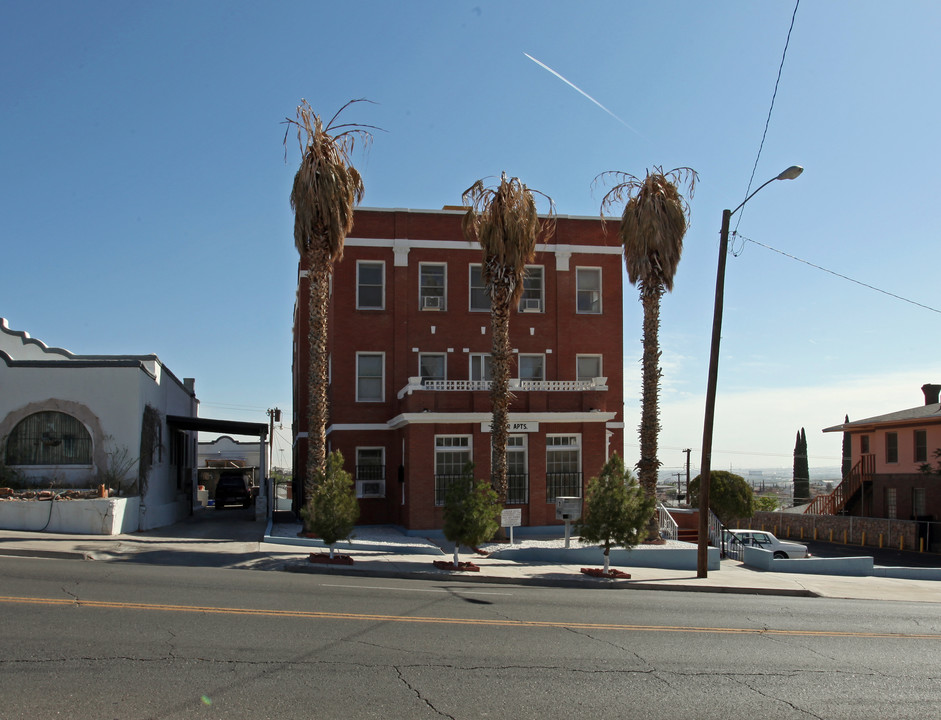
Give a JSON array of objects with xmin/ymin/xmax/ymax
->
[{"xmin": 697, "ymin": 165, "xmax": 803, "ymax": 578}]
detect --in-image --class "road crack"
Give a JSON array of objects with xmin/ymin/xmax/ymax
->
[{"xmin": 394, "ymin": 665, "xmax": 455, "ymax": 719}]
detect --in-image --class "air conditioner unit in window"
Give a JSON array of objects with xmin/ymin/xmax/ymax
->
[
  {"xmin": 521, "ymin": 298, "xmax": 541, "ymax": 312},
  {"xmin": 422, "ymin": 295, "xmax": 442, "ymax": 310},
  {"xmin": 356, "ymin": 479, "xmax": 385, "ymax": 498}
]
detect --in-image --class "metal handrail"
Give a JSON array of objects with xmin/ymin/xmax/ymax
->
[{"xmin": 657, "ymin": 503, "xmax": 678, "ymax": 541}]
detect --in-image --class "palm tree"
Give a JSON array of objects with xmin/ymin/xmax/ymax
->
[
  {"xmin": 285, "ymin": 99, "xmax": 373, "ymax": 504},
  {"xmin": 598, "ymin": 167, "xmax": 697, "ymax": 538},
  {"xmin": 462, "ymin": 174, "xmax": 554, "ymax": 504}
]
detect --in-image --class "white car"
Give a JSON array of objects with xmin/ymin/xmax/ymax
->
[{"xmin": 727, "ymin": 530, "xmax": 810, "ymax": 559}]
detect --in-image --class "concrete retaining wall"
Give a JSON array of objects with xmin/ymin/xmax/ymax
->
[
  {"xmin": 491, "ymin": 545, "xmax": 721, "ymax": 571},
  {"xmin": 0, "ymin": 496, "xmax": 140, "ymax": 534}
]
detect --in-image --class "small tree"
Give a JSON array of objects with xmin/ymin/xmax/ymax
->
[
  {"xmin": 300, "ymin": 451, "xmax": 359, "ymax": 558},
  {"xmin": 689, "ymin": 470, "xmax": 754, "ymax": 526},
  {"xmin": 442, "ymin": 467, "xmax": 501, "ymax": 568},
  {"xmin": 754, "ymin": 495, "xmax": 779, "ymax": 513},
  {"xmin": 575, "ymin": 454, "xmax": 655, "ymax": 574}
]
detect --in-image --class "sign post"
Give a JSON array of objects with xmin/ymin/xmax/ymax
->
[{"xmin": 501, "ymin": 508, "xmax": 522, "ymax": 544}]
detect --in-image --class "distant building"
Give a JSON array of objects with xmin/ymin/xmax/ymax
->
[
  {"xmin": 818, "ymin": 383, "xmax": 941, "ymax": 522},
  {"xmin": 292, "ymin": 207, "xmax": 624, "ymax": 531}
]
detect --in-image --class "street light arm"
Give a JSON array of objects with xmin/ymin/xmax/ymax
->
[{"xmin": 729, "ymin": 166, "xmax": 802, "ymax": 218}]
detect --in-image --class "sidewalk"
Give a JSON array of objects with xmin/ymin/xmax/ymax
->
[{"xmin": 1, "ymin": 517, "xmax": 939, "ymax": 603}]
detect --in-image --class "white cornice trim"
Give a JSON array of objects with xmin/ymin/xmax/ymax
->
[
  {"xmin": 327, "ymin": 411, "xmax": 617, "ymax": 432},
  {"xmin": 344, "ymin": 237, "xmax": 620, "ymax": 255}
]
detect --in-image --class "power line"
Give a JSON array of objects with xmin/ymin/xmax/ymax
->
[
  {"xmin": 735, "ymin": 233, "xmax": 941, "ymax": 315},
  {"xmin": 734, "ymin": 0, "xmax": 800, "ymax": 235}
]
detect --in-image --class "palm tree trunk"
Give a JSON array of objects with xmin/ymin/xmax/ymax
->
[
  {"xmin": 490, "ymin": 283, "xmax": 511, "ymax": 505},
  {"xmin": 306, "ymin": 245, "xmax": 332, "ymax": 500},
  {"xmin": 638, "ymin": 281, "xmax": 663, "ymax": 539}
]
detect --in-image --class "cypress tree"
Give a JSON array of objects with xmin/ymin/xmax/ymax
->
[
  {"xmin": 793, "ymin": 427, "xmax": 811, "ymax": 505},
  {"xmin": 842, "ymin": 414, "xmax": 852, "ymax": 479}
]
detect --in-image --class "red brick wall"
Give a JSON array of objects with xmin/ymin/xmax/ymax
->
[{"xmin": 293, "ymin": 207, "xmax": 624, "ymax": 530}]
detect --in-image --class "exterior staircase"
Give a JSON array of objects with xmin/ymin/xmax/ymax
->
[{"xmin": 804, "ymin": 454, "xmax": 875, "ymax": 515}]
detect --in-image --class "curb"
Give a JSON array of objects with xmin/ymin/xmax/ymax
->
[
  {"xmin": 0, "ymin": 548, "xmax": 93, "ymax": 561},
  {"xmin": 280, "ymin": 559, "xmax": 819, "ymax": 597}
]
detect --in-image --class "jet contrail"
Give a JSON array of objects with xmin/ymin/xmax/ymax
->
[{"xmin": 523, "ymin": 52, "xmax": 642, "ymax": 136}]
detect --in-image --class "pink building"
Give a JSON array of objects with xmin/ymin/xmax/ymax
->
[{"xmin": 819, "ymin": 383, "xmax": 941, "ymax": 523}]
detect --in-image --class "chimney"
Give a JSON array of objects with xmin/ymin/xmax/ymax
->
[{"xmin": 922, "ymin": 383, "xmax": 940, "ymax": 405}]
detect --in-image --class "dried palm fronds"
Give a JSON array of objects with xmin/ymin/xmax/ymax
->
[
  {"xmin": 285, "ymin": 99, "xmax": 377, "ymax": 263},
  {"xmin": 596, "ymin": 166, "xmax": 697, "ymax": 291},
  {"xmin": 462, "ymin": 173, "xmax": 555, "ymax": 305}
]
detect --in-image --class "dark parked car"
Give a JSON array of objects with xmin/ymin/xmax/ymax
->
[{"xmin": 214, "ymin": 473, "xmax": 253, "ymax": 509}]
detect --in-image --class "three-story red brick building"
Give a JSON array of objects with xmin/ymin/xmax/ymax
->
[{"xmin": 293, "ymin": 207, "xmax": 624, "ymax": 531}]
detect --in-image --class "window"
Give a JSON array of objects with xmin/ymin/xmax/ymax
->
[
  {"xmin": 576, "ymin": 355, "xmax": 602, "ymax": 382},
  {"xmin": 504, "ymin": 435, "xmax": 529, "ymax": 505},
  {"xmin": 470, "ymin": 353, "xmax": 493, "ymax": 382},
  {"xmin": 356, "ymin": 353, "xmax": 384, "ymax": 402},
  {"xmin": 518, "ymin": 354, "xmax": 545, "ymax": 382},
  {"xmin": 357, "ymin": 261, "xmax": 384, "ymax": 310},
  {"xmin": 915, "ymin": 430, "xmax": 927, "ymax": 463},
  {"xmin": 420, "ymin": 263, "xmax": 446, "ymax": 310},
  {"xmin": 469, "ymin": 265, "xmax": 489, "ymax": 311},
  {"xmin": 576, "ymin": 267, "xmax": 602, "ymax": 313},
  {"xmin": 419, "ymin": 353, "xmax": 446, "ymax": 384},
  {"xmin": 886, "ymin": 432, "xmax": 898, "ymax": 463},
  {"xmin": 435, "ymin": 436, "xmax": 471, "ymax": 505},
  {"xmin": 355, "ymin": 448, "xmax": 385, "ymax": 498},
  {"xmin": 913, "ymin": 487, "xmax": 927, "ymax": 517},
  {"xmin": 5, "ymin": 411, "xmax": 92, "ymax": 466},
  {"xmin": 886, "ymin": 488, "xmax": 897, "ymax": 519},
  {"xmin": 518, "ymin": 266, "xmax": 544, "ymax": 312},
  {"xmin": 860, "ymin": 435, "xmax": 870, "ymax": 454},
  {"xmin": 546, "ymin": 435, "xmax": 582, "ymax": 501}
]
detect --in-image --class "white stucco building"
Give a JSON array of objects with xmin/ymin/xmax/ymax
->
[{"xmin": 0, "ymin": 318, "xmax": 199, "ymax": 532}]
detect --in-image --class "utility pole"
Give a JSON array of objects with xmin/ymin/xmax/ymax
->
[
  {"xmin": 683, "ymin": 448, "xmax": 691, "ymax": 503},
  {"xmin": 266, "ymin": 407, "xmax": 281, "ymax": 474}
]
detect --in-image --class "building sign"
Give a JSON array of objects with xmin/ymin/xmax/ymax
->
[
  {"xmin": 481, "ymin": 421, "xmax": 539, "ymax": 433},
  {"xmin": 501, "ymin": 508, "xmax": 521, "ymax": 528}
]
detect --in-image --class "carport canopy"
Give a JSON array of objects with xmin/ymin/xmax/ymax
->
[
  {"xmin": 167, "ymin": 415, "xmax": 270, "ymax": 497},
  {"xmin": 166, "ymin": 415, "xmax": 268, "ymax": 440}
]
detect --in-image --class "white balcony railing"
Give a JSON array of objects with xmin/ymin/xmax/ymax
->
[{"xmin": 398, "ymin": 376, "xmax": 607, "ymax": 399}]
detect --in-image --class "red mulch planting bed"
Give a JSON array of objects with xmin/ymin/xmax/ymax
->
[
  {"xmin": 580, "ymin": 567, "xmax": 632, "ymax": 579},
  {"xmin": 309, "ymin": 553, "xmax": 354, "ymax": 565},
  {"xmin": 433, "ymin": 561, "xmax": 480, "ymax": 572}
]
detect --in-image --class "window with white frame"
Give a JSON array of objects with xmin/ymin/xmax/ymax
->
[
  {"xmin": 356, "ymin": 352, "xmax": 384, "ymax": 402},
  {"xmin": 518, "ymin": 266, "xmax": 544, "ymax": 312},
  {"xmin": 435, "ymin": 435, "xmax": 471, "ymax": 505},
  {"xmin": 886, "ymin": 487, "xmax": 897, "ymax": 519},
  {"xmin": 576, "ymin": 355, "xmax": 602, "ymax": 383},
  {"xmin": 576, "ymin": 267, "xmax": 602, "ymax": 313},
  {"xmin": 357, "ymin": 261, "xmax": 385, "ymax": 310},
  {"xmin": 518, "ymin": 354, "xmax": 545, "ymax": 382},
  {"xmin": 470, "ymin": 353, "xmax": 493, "ymax": 382},
  {"xmin": 546, "ymin": 434, "xmax": 581, "ymax": 501},
  {"xmin": 469, "ymin": 264, "xmax": 489, "ymax": 311},
  {"xmin": 503, "ymin": 435, "xmax": 529, "ymax": 505},
  {"xmin": 420, "ymin": 263, "xmax": 446, "ymax": 310},
  {"xmin": 355, "ymin": 447, "xmax": 385, "ymax": 498},
  {"xmin": 419, "ymin": 353, "xmax": 446, "ymax": 384}
]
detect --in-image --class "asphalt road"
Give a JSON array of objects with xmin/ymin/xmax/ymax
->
[{"xmin": 1, "ymin": 556, "xmax": 939, "ymax": 719}]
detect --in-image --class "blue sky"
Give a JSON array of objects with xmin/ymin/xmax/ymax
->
[{"xmin": 3, "ymin": 1, "xmax": 940, "ymax": 474}]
